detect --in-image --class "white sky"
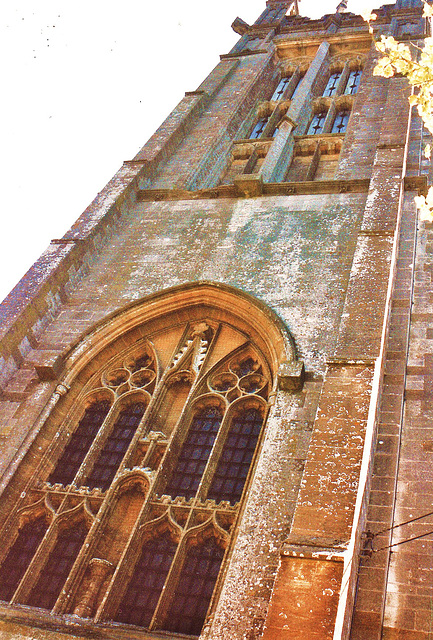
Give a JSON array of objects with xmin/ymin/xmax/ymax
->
[{"xmin": 0, "ymin": 0, "xmax": 372, "ymax": 303}]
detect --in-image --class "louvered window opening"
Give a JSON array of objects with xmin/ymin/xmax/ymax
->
[
  {"xmin": 164, "ymin": 538, "xmax": 225, "ymax": 636},
  {"xmin": 0, "ymin": 519, "xmax": 48, "ymax": 602},
  {"xmin": 308, "ymin": 111, "xmax": 327, "ymax": 135},
  {"xmin": 345, "ymin": 69, "xmax": 361, "ymax": 94},
  {"xmin": 271, "ymin": 76, "xmax": 291, "ymax": 101},
  {"xmin": 249, "ymin": 117, "xmax": 269, "ymax": 139},
  {"xmin": 208, "ymin": 408, "xmax": 263, "ymax": 504},
  {"xmin": 48, "ymin": 400, "xmax": 111, "ymax": 486},
  {"xmin": 165, "ymin": 407, "xmax": 222, "ymax": 500},
  {"xmin": 83, "ymin": 403, "xmax": 146, "ymax": 491},
  {"xmin": 323, "ymin": 72, "xmax": 341, "ymax": 97},
  {"xmin": 331, "ymin": 110, "xmax": 350, "ymax": 133},
  {"xmin": 26, "ymin": 522, "xmax": 88, "ymax": 611},
  {"xmin": 115, "ymin": 533, "xmax": 177, "ymax": 628}
]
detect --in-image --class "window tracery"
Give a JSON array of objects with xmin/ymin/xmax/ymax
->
[{"xmin": 0, "ymin": 288, "xmax": 299, "ymax": 637}]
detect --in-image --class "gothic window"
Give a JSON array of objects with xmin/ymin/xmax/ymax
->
[
  {"xmin": 48, "ymin": 400, "xmax": 111, "ymax": 486},
  {"xmin": 164, "ymin": 406, "xmax": 222, "ymax": 500},
  {"xmin": 307, "ymin": 111, "xmax": 327, "ymax": 135},
  {"xmin": 164, "ymin": 537, "xmax": 225, "ymax": 636},
  {"xmin": 83, "ymin": 402, "xmax": 146, "ymax": 491},
  {"xmin": 331, "ymin": 110, "xmax": 350, "ymax": 133},
  {"xmin": 323, "ymin": 72, "xmax": 341, "ymax": 97},
  {"xmin": 207, "ymin": 407, "xmax": 263, "ymax": 504},
  {"xmin": 0, "ymin": 518, "xmax": 48, "ymax": 602},
  {"xmin": 344, "ymin": 69, "xmax": 362, "ymax": 95},
  {"xmin": 0, "ymin": 289, "xmax": 298, "ymax": 637},
  {"xmin": 26, "ymin": 521, "xmax": 88, "ymax": 610},
  {"xmin": 115, "ymin": 533, "xmax": 177, "ymax": 628}
]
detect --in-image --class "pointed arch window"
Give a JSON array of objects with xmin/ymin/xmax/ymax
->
[
  {"xmin": 26, "ymin": 521, "xmax": 88, "ymax": 610},
  {"xmin": 164, "ymin": 538, "xmax": 225, "ymax": 636},
  {"xmin": 115, "ymin": 533, "xmax": 177, "ymax": 628},
  {"xmin": 48, "ymin": 400, "xmax": 111, "ymax": 486},
  {"xmin": 0, "ymin": 288, "xmax": 300, "ymax": 636},
  {"xmin": 164, "ymin": 406, "xmax": 222, "ymax": 500},
  {"xmin": 208, "ymin": 407, "xmax": 263, "ymax": 505},
  {"xmin": 83, "ymin": 402, "xmax": 146, "ymax": 491},
  {"xmin": 0, "ymin": 518, "xmax": 48, "ymax": 602}
]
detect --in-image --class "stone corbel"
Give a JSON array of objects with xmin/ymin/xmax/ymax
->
[
  {"xmin": 277, "ymin": 360, "xmax": 305, "ymax": 390},
  {"xmin": 231, "ymin": 17, "xmax": 250, "ymax": 35}
]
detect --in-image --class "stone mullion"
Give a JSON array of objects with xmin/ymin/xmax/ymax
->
[
  {"xmin": 94, "ymin": 326, "xmax": 223, "ymax": 623},
  {"xmin": 56, "ymin": 326, "xmax": 206, "ymax": 615},
  {"xmin": 322, "ymin": 101, "xmax": 337, "ymax": 134},
  {"xmin": 335, "ymin": 61, "xmax": 350, "ymax": 97}
]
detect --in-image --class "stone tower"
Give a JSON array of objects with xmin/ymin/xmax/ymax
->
[{"xmin": 0, "ymin": 1, "xmax": 432, "ymax": 639}]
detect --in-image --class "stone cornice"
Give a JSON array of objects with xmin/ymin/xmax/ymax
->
[{"xmin": 137, "ymin": 178, "xmax": 371, "ymax": 203}]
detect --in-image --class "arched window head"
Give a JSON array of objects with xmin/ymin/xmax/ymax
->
[
  {"xmin": 0, "ymin": 284, "xmax": 299, "ymax": 637},
  {"xmin": 0, "ymin": 518, "xmax": 48, "ymax": 602}
]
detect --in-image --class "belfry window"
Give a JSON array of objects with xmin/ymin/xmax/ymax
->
[
  {"xmin": 271, "ymin": 76, "xmax": 292, "ymax": 101},
  {"xmin": 345, "ymin": 69, "xmax": 362, "ymax": 95},
  {"xmin": 331, "ymin": 110, "xmax": 350, "ymax": 133},
  {"xmin": 323, "ymin": 72, "xmax": 341, "ymax": 97},
  {"xmin": 0, "ymin": 292, "xmax": 293, "ymax": 637},
  {"xmin": 249, "ymin": 116, "xmax": 269, "ymax": 139},
  {"xmin": 307, "ymin": 111, "xmax": 327, "ymax": 135}
]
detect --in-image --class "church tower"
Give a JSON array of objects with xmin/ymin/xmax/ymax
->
[{"xmin": 0, "ymin": 1, "xmax": 431, "ymax": 639}]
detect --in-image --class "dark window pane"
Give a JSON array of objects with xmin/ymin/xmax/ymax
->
[
  {"xmin": 48, "ymin": 400, "xmax": 111, "ymax": 486},
  {"xmin": 208, "ymin": 408, "xmax": 263, "ymax": 505},
  {"xmin": 83, "ymin": 403, "xmax": 146, "ymax": 492},
  {"xmin": 115, "ymin": 533, "xmax": 177, "ymax": 628},
  {"xmin": 26, "ymin": 522, "xmax": 87, "ymax": 611},
  {"xmin": 0, "ymin": 519, "xmax": 48, "ymax": 602},
  {"xmin": 165, "ymin": 407, "xmax": 222, "ymax": 500},
  {"xmin": 163, "ymin": 538, "xmax": 224, "ymax": 636}
]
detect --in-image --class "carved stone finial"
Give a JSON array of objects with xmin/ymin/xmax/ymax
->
[{"xmin": 336, "ymin": 0, "xmax": 348, "ymax": 12}]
